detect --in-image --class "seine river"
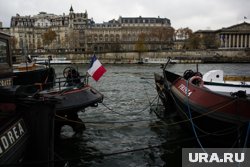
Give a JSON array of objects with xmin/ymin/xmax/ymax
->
[{"xmin": 53, "ymin": 63, "xmax": 250, "ymax": 167}]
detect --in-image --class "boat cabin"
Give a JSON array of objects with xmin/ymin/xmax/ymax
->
[{"xmin": 0, "ymin": 32, "xmax": 13, "ymax": 87}]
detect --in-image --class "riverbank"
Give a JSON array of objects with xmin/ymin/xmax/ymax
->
[{"xmin": 14, "ymin": 49, "xmax": 250, "ymax": 64}]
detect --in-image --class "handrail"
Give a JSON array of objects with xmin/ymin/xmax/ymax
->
[{"xmin": 28, "ymin": 75, "xmax": 88, "ymax": 92}]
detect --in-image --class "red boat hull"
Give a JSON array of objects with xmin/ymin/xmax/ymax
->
[
  {"xmin": 172, "ymin": 78, "xmax": 250, "ymax": 123},
  {"xmin": 155, "ymin": 70, "xmax": 250, "ymax": 147}
]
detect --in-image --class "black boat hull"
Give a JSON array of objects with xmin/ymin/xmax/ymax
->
[
  {"xmin": 13, "ymin": 66, "xmax": 104, "ymax": 136},
  {"xmin": 55, "ymin": 86, "xmax": 103, "ymax": 113},
  {"xmin": 0, "ymin": 115, "xmax": 29, "ymax": 164}
]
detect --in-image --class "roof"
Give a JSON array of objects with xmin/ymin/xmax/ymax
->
[
  {"xmin": 70, "ymin": 5, "xmax": 74, "ymax": 12},
  {"xmin": 218, "ymin": 22, "xmax": 250, "ymax": 33},
  {"xmin": 0, "ymin": 31, "xmax": 11, "ymax": 38},
  {"xmin": 221, "ymin": 22, "xmax": 250, "ymax": 30}
]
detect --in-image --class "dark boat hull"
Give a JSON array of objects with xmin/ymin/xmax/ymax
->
[
  {"xmin": 57, "ymin": 86, "xmax": 103, "ymax": 112},
  {"xmin": 0, "ymin": 115, "xmax": 29, "ymax": 164},
  {"xmin": 0, "ymin": 94, "xmax": 58, "ymax": 166},
  {"xmin": 13, "ymin": 66, "xmax": 104, "ymax": 136},
  {"xmin": 39, "ymin": 85, "xmax": 103, "ymax": 136},
  {"xmin": 0, "ymin": 32, "xmax": 58, "ymax": 166},
  {"xmin": 13, "ymin": 67, "xmax": 104, "ymax": 113},
  {"xmin": 41, "ymin": 85, "xmax": 103, "ymax": 113}
]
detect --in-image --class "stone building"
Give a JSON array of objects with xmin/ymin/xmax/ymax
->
[
  {"xmin": 194, "ymin": 22, "xmax": 250, "ymax": 50},
  {"xmin": 218, "ymin": 22, "xmax": 250, "ymax": 49},
  {"xmin": 10, "ymin": 7, "xmax": 90, "ymax": 54},
  {"xmin": 86, "ymin": 16, "xmax": 173, "ymax": 52},
  {"xmin": 9, "ymin": 6, "xmax": 173, "ymax": 54},
  {"xmin": 0, "ymin": 21, "xmax": 10, "ymax": 35}
]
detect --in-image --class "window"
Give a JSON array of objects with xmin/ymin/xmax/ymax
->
[
  {"xmin": 105, "ymin": 35, "xmax": 109, "ymax": 41},
  {"xmin": 0, "ymin": 40, "xmax": 7, "ymax": 63},
  {"xmin": 94, "ymin": 34, "xmax": 98, "ymax": 41},
  {"xmin": 116, "ymin": 34, "xmax": 120, "ymax": 41},
  {"xmin": 99, "ymin": 35, "xmax": 103, "ymax": 41},
  {"xmin": 110, "ymin": 35, "xmax": 114, "ymax": 42}
]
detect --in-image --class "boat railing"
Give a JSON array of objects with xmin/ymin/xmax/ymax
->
[
  {"xmin": 54, "ymin": 75, "xmax": 88, "ymax": 90},
  {"xmin": 28, "ymin": 75, "xmax": 88, "ymax": 94}
]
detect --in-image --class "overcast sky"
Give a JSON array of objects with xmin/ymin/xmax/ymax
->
[{"xmin": 0, "ymin": 0, "xmax": 249, "ymax": 31}]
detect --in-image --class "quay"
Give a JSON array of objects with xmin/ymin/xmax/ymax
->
[{"xmin": 14, "ymin": 49, "xmax": 250, "ymax": 64}]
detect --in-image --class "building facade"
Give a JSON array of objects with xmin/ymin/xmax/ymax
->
[
  {"xmin": 194, "ymin": 22, "xmax": 250, "ymax": 50},
  {"xmin": 87, "ymin": 16, "xmax": 173, "ymax": 52},
  {"xmin": 218, "ymin": 22, "xmax": 250, "ymax": 49},
  {"xmin": 9, "ymin": 6, "xmax": 173, "ymax": 54},
  {"xmin": 10, "ymin": 7, "xmax": 91, "ymax": 54}
]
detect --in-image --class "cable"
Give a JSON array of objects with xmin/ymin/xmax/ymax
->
[
  {"xmin": 185, "ymin": 79, "xmax": 206, "ymax": 152},
  {"xmin": 0, "ymin": 131, "xmax": 223, "ymax": 166},
  {"xmin": 55, "ymin": 114, "xmax": 158, "ymax": 124}
]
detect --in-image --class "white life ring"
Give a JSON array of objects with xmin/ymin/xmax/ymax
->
[{"xmin": 189, "ymin": 76, "xmax": 204, "ymax": 87}]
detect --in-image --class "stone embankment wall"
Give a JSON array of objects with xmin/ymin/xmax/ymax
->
[{"xmin": 15, "ymin": 49, "xmax": 250, "ymax": 64}]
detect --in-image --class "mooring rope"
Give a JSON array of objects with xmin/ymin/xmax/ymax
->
[
  {"xmin": 0, "ymin": 131, "xmax": 225, "ymax": 167},
  {"xmin": 244, "ymin": 122, "xmax": 250, "ymax": 147},
  {"xmin": 55, "ymin": 93, "xmax": 237, "ymax": 130},
  {"xmin": 55, "ymin": 114, "xmax": 158, "ymax": 125},
  {"xmin": 185, "ymin": 79, "xmax": 206, "ymax": 152}
]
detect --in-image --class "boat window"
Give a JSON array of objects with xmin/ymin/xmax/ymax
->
[{"xmin": 0, "ymin": 39, "xmax": 8, "ymax": 64}]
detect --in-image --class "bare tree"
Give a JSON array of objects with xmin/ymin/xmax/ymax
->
[
  {"xmin": 67, "ymin": 30, "xmax": 80, "ymax": 52},
  {"xmin": 42, "ymin": 29, "xmax": 57, "ymax": 51},
  {"xmin": 185, "ymin": 34, "xmax": 202, "ymax": 49},
  {"xmin": 202, "ymin": 34, "xmax": 220, "ymax": 49},
  {"xmin": 135, "ymin": 33, "xmax": 147, "ymax": 62},
  {"xmin": 10, "ymin": 36, "xmax": 17, "ymax": 50},
  {"xmin": 135, "ymin": 33, "xmax": 147, "ymax": 52},
  {"xmin": 150, "ymin": 27, "xmax": 175, "ymax": 50}
]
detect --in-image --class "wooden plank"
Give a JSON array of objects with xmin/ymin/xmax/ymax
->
[{"xmin": 224, "ymin": 75, "xmax": 250, "ymax": 82}]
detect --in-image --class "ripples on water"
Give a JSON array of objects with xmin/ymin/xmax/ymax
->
[{"xmin": 54, "ymin": 63, "xmax": 250, "ymax": 167}]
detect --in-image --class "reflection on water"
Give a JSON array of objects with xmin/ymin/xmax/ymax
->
[{"xmin": 54, "ymin": 63, "xmax": 250, "ymax": 167}]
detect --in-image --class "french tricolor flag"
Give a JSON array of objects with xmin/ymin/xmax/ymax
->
[{"xmin": 87, "ymin": 55, "xmax": 106, "ymax": 81}]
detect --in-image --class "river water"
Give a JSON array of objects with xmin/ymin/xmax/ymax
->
[{"xmin": 53, "ymin": 63, "xmax": 250, "ymax": 167}]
